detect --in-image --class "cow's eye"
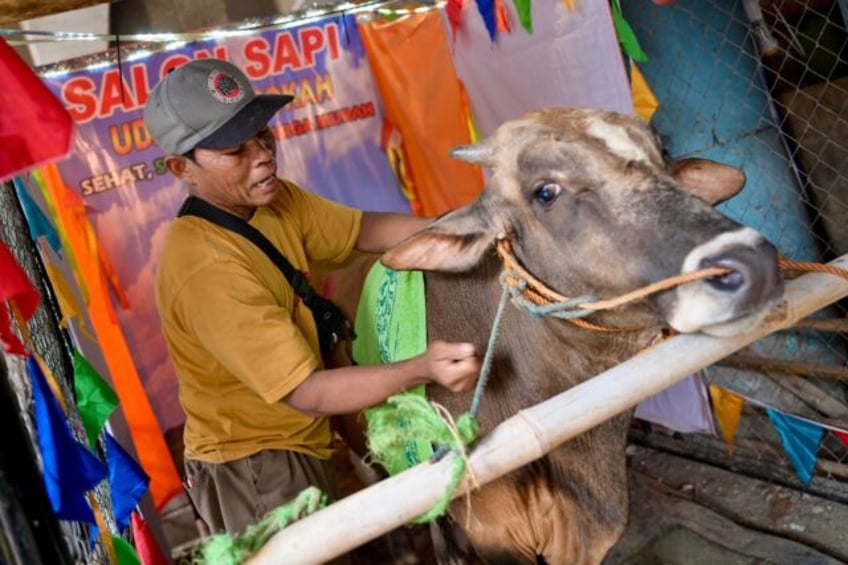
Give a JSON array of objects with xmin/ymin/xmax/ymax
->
[{"xmin": 533, "ymin": 183, "xmax": 562, "ymax": 206}]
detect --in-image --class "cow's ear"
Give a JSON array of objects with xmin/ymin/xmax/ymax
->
[
  {"xmin": 381, "ymin": 207, "xmax": 496, "ymax": 272},
  {"xmin": 670, "ymin": 158, "xmax": 746, "ymax": 205}
]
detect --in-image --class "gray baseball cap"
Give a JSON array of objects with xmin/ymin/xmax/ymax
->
[{"xmin": 143, "ymin": 58, "xmax": 294, "ymax": 155}]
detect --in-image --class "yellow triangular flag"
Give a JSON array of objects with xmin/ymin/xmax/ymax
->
[
  {"xmin": 709, "ymin": 385, "xmax": 744, "ymax": 450},
  {"xmin": 43, "ymin": 259, "xmax": 82, "ymax": 328},
  {"xmin": 562, "ymin": 0, "xmax": 574, "ymax": 12},
  {"xmin": 631, "ymin": 61, "xmax": 659, "ymax": 122},
  {"xmin": 43, "ymin": 259, "xmax": 97, "ymax": 343}
]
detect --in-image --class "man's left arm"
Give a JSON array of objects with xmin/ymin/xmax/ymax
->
[{"xmin": 355, "ymin": 212, "xmax": 433, "ymax": 254}]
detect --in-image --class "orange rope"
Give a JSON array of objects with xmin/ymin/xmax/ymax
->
[
  {"xmin": 496, "ymin": 240, "xmax": 848, "ymax": 332},
  {"xmin": 778, "ymin": 256, "xmax": 848, "ymax": 281}
]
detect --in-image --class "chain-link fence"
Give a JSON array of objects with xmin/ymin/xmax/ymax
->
[
  {"xmin": 627, "ymin": 0, "xmax": 848, "ymax": 503},
  {"xmin": 0, "ymin": 184, "xmax": 115, "ymax": 563}
]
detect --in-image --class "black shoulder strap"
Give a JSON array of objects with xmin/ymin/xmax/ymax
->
[{"xmin": 178, "ymin": 196, "xmax": 318, "ymax": 307}]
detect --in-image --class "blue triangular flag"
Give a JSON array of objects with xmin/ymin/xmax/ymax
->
[
  {"xmin": 766, "ymin": 407, "xmax": 823, "ymax": 486},
  {"xmin": 29, "ymin": 356, "xmax": 107, "ymax": 523},
  {"xmin": 12, "ymin": 177, "xmax": 62, "ymax": 255},
  {"xmin": 475, "ymin": 0, "xmax": 498, "ymax": 41},
  {"xmin": 105, "ymin": 433, "xmax": 150, "ymax": 532}
]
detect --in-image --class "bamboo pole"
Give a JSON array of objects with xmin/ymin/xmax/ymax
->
[{"xmin": 249, "ymin": 254, "xmax": 848, "ymax": 565}]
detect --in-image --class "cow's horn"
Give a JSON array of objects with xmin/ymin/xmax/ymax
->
[{"xmin": 450, "ymin": 144, "xmax": 494, "ymax": 165}]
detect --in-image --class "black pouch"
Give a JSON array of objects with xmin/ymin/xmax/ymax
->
[{"xmin": 310, "ymin": 294, "xmax": 356, "ymax": 361}]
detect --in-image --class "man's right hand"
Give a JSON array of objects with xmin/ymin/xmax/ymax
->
[{"xmin": 423, "ymin": 340, "xmax": 481, "ymax": 393}]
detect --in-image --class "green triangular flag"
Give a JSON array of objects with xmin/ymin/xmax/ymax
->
[
  {"xmin": 512, "ymin": 0, "xmax": 532, "ymax": 34},
  {"xmin": 610, "ymin": 0, "xmax": 648, "ymax": 63},
  {"xmin": 73, "ymin": 350, "xmax": 119, "ymax": 448},
  {"xmin": 111, "ymin": 535, "xmax": 142, "ymax": 565}
]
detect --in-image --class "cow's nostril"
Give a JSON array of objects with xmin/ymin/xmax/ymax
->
[
  {"xmin": 698, "ymin": 253, "xmax": 752, "ymax": 293},
  {"xmin": 705, "ymin": 269, "xmax": 745, "ymax": 292}
]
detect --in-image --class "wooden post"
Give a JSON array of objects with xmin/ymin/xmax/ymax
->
[{"xmin": 249, "ymin": 254, "xmax": 848, "ymax": 565}]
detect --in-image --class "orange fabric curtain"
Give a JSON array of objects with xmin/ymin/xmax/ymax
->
[{"xmin": 359, "ymin": 12, "xmax": 484, "ymax": 217}]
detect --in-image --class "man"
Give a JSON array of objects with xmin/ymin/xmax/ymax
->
[{"xmin": 144, "ymin": 58, "xmax": 480, "ymax": 535}]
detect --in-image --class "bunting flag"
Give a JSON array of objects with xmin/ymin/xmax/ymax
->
[
  {"xmin": 709, "ymin": 385, "xmax": 848, "ymax": 485},
  {"xmin": 111, "ymin": 535, "xmax": 141, "ymax": 565},
  {"xmin": 494, "ymin": 0, "xmax": 511, "ymax": 34},
  {"xmin": 610, "ymin": 0, "xmax": 649, "ymax": 62},
  {"xmin": 0, "ymin": 37, "xmax": 73, "ymax": 182},
  {"xmin": 630, "ymin": 61, "xmax": 659, "ymax": 122},
  {"xmin": 12, "ymin": 177, "xmax": 62, "ymax": 255},
  {"xmin": 512, "ymin": 0, "xmax": 532, "ymax": 34},
  {"xmin": 446, "ymin": 0, "xmax": 464, "ymax": 43},
  {"xmin": 28, "ymin": 356, "xmax": 107, "ymax": 523},
  {"xmin": 105, "ymin": 433, "xmax": 150, "ymax": 532},
  {"xmin": 708, "ymin": 384, "xmax": 744, "ymax": 448},
  {"xmin": 475, "ymin": 0, "xmax": 498, "ymax": 41},
  {"xmin": 766, "ymin": 408, "xmax": 824, "ymax": 486},
  {"xmin": 43, "ymin": 259, "xmax": 92, "ymax": 337},
  {"xmin": 28, "ymin": 170, "xmax": 90, "ymax": 305},
  {"xmin": 74, "ymin": 350, "xmax": 120, "ymax": 448},
  {"xmin": 0, "ymin": 241, "xmax": 40, "ymax": 321},
  {"xmin": 130, "ymin": 511, "xmax": 169, "ymax": 565},
  {"xmin": 0, "ymin": 240, "xmax": 40, "ymax": 355}
]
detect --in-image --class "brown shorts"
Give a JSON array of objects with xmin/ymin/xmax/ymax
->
[{"xmin": 184, "ymin": 449, "xmax": 340, "ymax": 536}]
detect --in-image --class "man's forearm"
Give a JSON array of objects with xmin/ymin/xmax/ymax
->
[
  {"xmin": 284, "ymin": 358, "xmax": 428, "ymax": 416},
  {"xmin": 356, "ymin": 212, "xmax": 432, "ymax": 254}
]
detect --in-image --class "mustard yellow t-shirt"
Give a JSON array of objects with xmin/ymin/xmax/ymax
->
[{"xmin": 156, "ymin": 180, "xmax": 362, "ymax": 463}]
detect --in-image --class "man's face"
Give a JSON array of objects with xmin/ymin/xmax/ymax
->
[{"xmin": 176, "ymin": 126, "xmax": 279, "ymax": 217}]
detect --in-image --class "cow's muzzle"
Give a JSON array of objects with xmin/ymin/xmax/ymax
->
[{"xmin": 663, "ymin": 227, "xmax": 784, "ymax": 336}]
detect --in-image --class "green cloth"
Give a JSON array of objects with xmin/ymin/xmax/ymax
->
[
  {"xmin": 353, "ymin": 262, "xmax": 433, "ymax": 475},
  {"xmin": 73, "ymin": 350, "xmax": 119, "ymax": 448}
]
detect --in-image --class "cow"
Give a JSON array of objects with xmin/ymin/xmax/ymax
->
[{"xmin": 377, "ymin": 107, "xmax": 784, "ymax": 564}]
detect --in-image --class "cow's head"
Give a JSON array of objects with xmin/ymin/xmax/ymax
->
[{"xmin": 382, "ymin": 108, "xmax": 783, "ymax": 337}]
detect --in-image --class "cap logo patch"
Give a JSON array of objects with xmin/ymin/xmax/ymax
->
[{"xmin": 207, "ymin": 71, "xmax": 245, "ymax": 104}]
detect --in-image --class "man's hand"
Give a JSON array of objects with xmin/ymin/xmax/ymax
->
[{"xmin": 422, "ymin": 340, "xmax": 480, "ymax": 393}]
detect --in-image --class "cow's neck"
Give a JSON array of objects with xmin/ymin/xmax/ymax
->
[{"xmin": 425, "ymin": 256, "xmax": 656, "ymax": 544}]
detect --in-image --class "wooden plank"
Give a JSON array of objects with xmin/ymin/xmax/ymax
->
[
  {"xmin": 792, "ymin": 318, "xmax": 848, "ymax": 333},
  {"xmin": 0, "ymin": 0, "xmax": 117, "ymax": 25},
  {"xmin": 718, "ymin": 353, "xmax": 848, "ymax": 380},
  {"xmin": 629, "ymin": 429, "xmax": 848, "ymax": 505},
  {"xmin": 766, "ymin": 371, "xmax": 848, "ymax": 419}
]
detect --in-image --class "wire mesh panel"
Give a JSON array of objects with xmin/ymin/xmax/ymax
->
[
  {"xmin": 627, "ymin": 0, "xmax": 848, "ymax": 503},
  {"xmin": 0, "ymin": 182, "xmax": 115, "ymax": 564}
]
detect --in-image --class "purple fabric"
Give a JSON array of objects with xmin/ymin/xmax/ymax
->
[
  {"xmin": 446, "ymin": 0, "xmax": 632, "ymax": 137},
  {"xmin": 635, "ymin": 373, "xmax": 716, "ymax": 435}
]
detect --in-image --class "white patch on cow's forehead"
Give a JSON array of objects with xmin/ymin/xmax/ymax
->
[{"xmin": 585, "ymin": 116, "xmax": 651, "ymax": 164}]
